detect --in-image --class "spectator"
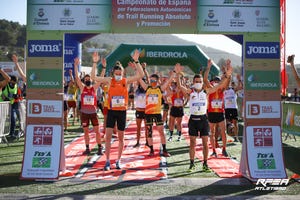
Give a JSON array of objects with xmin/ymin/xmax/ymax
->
[{"xmin": 1, "ymin": 75, "xmax": 23, "ymax": 139}]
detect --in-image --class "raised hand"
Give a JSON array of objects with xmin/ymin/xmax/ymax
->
[
  {"xmin": 287, "ymin": 55, "xmax": 295, "ymax": 64},
  {"xmin": 131, "ymin": 49, "xmax": 140, "ymax": 62},
  {"xmin": 101, "ymin": 57, "xmax": 107, "ymax": 67},
  {"xmin": 224, "ymin": 59, "xmax": 233, "ymax": 76},
  {"xmin": 92, "ymin": 52, "xmax": 100, "ymax": 63},
  {"xmin": 74, "ymin": 57, "xmax": 80, "ymax": 67}
]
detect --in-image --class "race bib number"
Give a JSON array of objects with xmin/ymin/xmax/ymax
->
[
  {"xmin": 63, "ymin": 94, "xmax": 69, "ymax": 101},
  {"xmin": 211, "ymin": 99, "xmax": 223, "ymax": 109},
  {"xmin": 136, "ymin": 94, "xmax": 146, "ymax": 105},
  {"xmin": 190, "ymin": 102, "xmax": 206, "ymax": 115},
  {"xmin": 83, "ymin": 95, "xmax": 94, "ymax": 105},
  {"xmin": 174, "ymin": 98, "xmax": 184, "ymax": 107},
  {"xmin": 225, "ymin": 97, "xmax": 235, "ymax": 107},
  {"xmin": 67, "ymin": 94, "xmax": 74, "ymax": 101},
  {"xmin": 111, "ymin": 96, "xmax": 125, "ymax": 107},
  {"xmin": 147, "ymin": 94, "xmax": 158, "ymax": 104}
]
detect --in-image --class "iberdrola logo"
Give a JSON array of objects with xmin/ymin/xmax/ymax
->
[{"xmin": 285, "ymin": 108, "xmax": 294, "ymax": 126}]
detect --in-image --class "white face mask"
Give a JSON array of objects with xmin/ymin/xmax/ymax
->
[
  {"xmin": 212, "ymin": 82, "xmax": 219, "ymax": 87},
  {"xmin": 115, "ymin": 75, "xmax": 122, "ymax": 81},
  {"xmin": 193, "ymin": 83, "xmax": 203, "ymax": 90}
]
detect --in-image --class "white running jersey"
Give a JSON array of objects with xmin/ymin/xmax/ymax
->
[
  {"xmin": 135, "ymin": 92, "xmax": 146, "ymax": 108},
  {"xmin": 224, "ymin": 87, "xmax": 238, "ymax": 109},
  {"xmin": 189, "ymin": 90, "xmax": 207, "ymax": 116}
]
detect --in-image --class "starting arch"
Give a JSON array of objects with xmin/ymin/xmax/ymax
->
[{"xmin": 22, "ymin": 0, "xmax": 286, "ymax": 182}]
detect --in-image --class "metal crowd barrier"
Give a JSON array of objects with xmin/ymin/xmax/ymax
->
[
  {"xmin": 0, "ymin": 100, "xmax": 26, "ymax": 144},
  {"xmin": 0, "ymin": 102, "xmax": 11, "ymax": 144},
  {"xmin": 18, "ymin": 100, "xmax": 26, "ymax": 137}
]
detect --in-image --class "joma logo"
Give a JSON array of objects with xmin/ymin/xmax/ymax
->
[
  {"xmin": 247, "ymin": 46, "xmax": 278, "ymax": 55},
  {"xmin": 245, "ymin": 42, "xmax": 280, "ymax": 59},
  {"xmin": 29, "ymin": 44, "xmax": 60, "ymax": 53},
  {"xmin": 28, "ymin": 40, "xmax": 63, "ymax": 57}
]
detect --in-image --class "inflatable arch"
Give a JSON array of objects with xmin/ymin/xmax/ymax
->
[{"xmin": 97, "ymin": 43, "xmax": 221, "ymax": 78}]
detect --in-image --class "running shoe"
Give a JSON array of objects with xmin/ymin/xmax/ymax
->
[
  {"xmin": 104, "ymin": 161, "xmax": 110, "ymax": 171},
  {"xmin": 116, "ymin": 160, "xmax": 122, "ymax": 170},
  {"xmin": 222, "ymin": 149, "xmax": 229, "ymax": 157},
  {"xmin": 162, "ymin": 150, "xmax": 171, "ymax": 157},
  {"xmin": 97, "ymin": 146, "xmax": 103, "ymax": 155},
  {"xmin": 145, "ymin": 142, "xmax": 150, "ymax": 147},
  {"xmin": 177, "ymin": 136, "xmax": 181, "ymax": 141},
  {"xmin": 148, "ymin": 151, "xmax": 155, "ymax": 157},
  {"xmin": 234, "ymin": 137, "xmax": 240, "ymax": 143},
  {"xmin": 210, "ymin": 152, "xmax": 217, "ymax": 158},
  {"xmin": 133, "ymin": 142, "xmax": 140, "ymax": 148},
  {"xmin": 202, "ymin": 163, "xmax": 212, "ymax": 172},
  {"xmin": 188, "ymin": 163, "xmax": 196, "ymax": 172},
  {"xmin": 168, "ymin": 136, "xmax": 172, "ymax": 142},
  {"xmin": 82, "ymin": 149, "xmax": 90, "ymax": 155}
]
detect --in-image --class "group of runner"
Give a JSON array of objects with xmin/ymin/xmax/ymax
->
[{"xmin": 73, "ymin": 50, "xmax": 238, "ymax": 172}]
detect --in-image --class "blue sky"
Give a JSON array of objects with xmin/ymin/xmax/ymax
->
[{"xmin": 0, "ymin": 0, "xmax": 299, "ymax": 63}]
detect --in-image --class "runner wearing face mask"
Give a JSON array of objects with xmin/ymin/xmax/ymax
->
[
  {"xmin": 74, "ymin": 56, "xmax": 103, "ymax": 156},
  {"xmin": 167, "ymin": 79, "xmax": 187, "ymax": 142},
  {"xmin": 138, "ymin": 66, "xmax": 180, "ymax": 157},
  {"xmin": 177, "ymin": 60, "xmax": 232, "ymax": 172},
  {"xmin": 204, "ymin": 59, "xmax": 232, "ymax": 158},
  {"xmin": 91, "ymin": 49, "xmax": 144, "ymax": 171}
]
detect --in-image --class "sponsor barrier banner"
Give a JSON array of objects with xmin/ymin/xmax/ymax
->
[
  {"xmin": 27, "ymin": 4, "xmax": 111, "ymax": 31},
  {"xmin": 198, "ymin": 6, "xmax": 279, "ymax": 33},
  {"xmin": 27, "ymin": 68, "xmax": 62, "ymax": 89},
  {"xmin": 245, "ymin": 42, "xmax": 280, "ymax": 59},
  {"xmin": 27, "ymin": 0, "xmax": 280, "ymax": 34},
  {"xmin": 111, "ymin": 0, "xmax": 197, "ymax": 33},
  {"xmin": 245, "ymin": 70, "xmax": 280, "ymax": 91},
  {"xmin": 240, "ymin": 31, "xmax": 285, "ymax": 181},
  {"xmin": 246, "ymin": 126, "xmax": 286, "ymax": 179},
  {"xmin": 28, "ymin": 40, "xmax": 63, "ymax": 57},
  {"xmin": 27, "ymin": 100, "xmax": 63, "ymax": 118},
  {"xmin": 21, "ymin": 125, "xmax": 62, "ymax": 179},
  {"xmin": 282, "ymin": 101, "xmax": 300, "ymax": 136},
  {"xmin": 246, "ymin": 101, "xmax": 281, "ymax": 119}
]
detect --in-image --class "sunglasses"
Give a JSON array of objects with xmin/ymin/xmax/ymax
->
[{"xmin": 113, "ymin": 66, "xmax": 122, "ymax": 70}]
